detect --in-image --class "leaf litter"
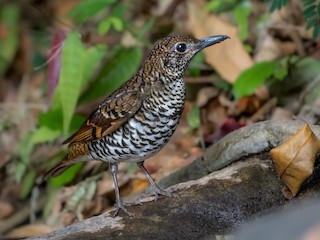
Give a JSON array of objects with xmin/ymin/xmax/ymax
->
[{"xmin": 1, "ymin": 0, "xmax": 320, "ymax": 237}]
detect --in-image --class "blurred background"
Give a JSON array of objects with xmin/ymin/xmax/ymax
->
[{"xmin": 0, "ymin": 0, "xmax": 320, "ymax": 238}]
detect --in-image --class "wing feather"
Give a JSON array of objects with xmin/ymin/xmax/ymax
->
[{"xmin": 64, "ymin": 89, "xmax": 144, "ymax": 145}]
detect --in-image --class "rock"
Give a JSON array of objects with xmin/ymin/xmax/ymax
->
[
  {"xmin": 30, "ymin": 120, "xmax": 320, "ymax": 239},
  {"xmin": 234, "ymin": 198, "xmax": 320, "ymax": 240}
]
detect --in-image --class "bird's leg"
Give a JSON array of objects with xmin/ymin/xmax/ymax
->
[
  {"xmin": 110, "ymin": 163, "xmax": 134, "ymax": 217},
  {"xmin": 137, "ymin": 161, "xmax": 175, "ymax": 200}
]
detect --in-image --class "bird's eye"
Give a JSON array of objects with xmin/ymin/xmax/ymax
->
[{"xmin": 175, "ymin": 43, "xmax": 187, "ymax": 53}]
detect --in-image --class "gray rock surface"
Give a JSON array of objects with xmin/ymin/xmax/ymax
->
[{"xmin": 30, "ymin": 120, "xmax": 320, "ymax": 240}]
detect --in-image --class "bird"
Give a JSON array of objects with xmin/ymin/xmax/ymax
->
[{"xmin": 44, "ymin": 34, "xmax": 229, "ymax": 216}]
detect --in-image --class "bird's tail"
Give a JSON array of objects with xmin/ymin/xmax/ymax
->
[
  {"xmin": 42, "ymin": 161, "xmax": 71, "ymax": 181},
  {"xmin": 43, "ymin": 143, "xmax": 90, "ymax": 181}
]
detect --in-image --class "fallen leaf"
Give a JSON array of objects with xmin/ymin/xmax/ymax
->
[
  {"xmin": 206, "ymin": 98, "xmax": 229, "ymax": 129},
  {"xmin": 96, "ymin": 171, "xmax": 130, "ymax": 196},
  {"xmin": 196, "ymin": 87, "xmax": 219, "ymax": 107},
  {"xmin": 271, "ymin": 107, "xmax": 293, "ymax": 121},
  {"xmin": 96, "ymin": 175, "xmax": 115, "ymax": 196},
  {"xmin": 270, "ymin": 124, "xmax": 320, "ymax": 197},
  {"xmin": 236, "ymin": 95, "xmax": 261, "ymax": 115},
  {"xmin": 248, "ymin": 97, "xmax": 277, "ymax": 123},
  {"xmin": 54, "ymin": 0, "xmax": 79, "ymax": 30},
  {"xmin": 254, "ymin": 34, "xmax": 281, "ymax": 62},
  {"xmin": 0, "ymin": 201, "xmax": 14, "ymax": 219},
  {"xmin": 6, "ymin": 224, "xmax": 53, "ymax": 238},
  {"xmin": 187, "ymin": 1, "xmax": 253, "ymax": 83},
  {"xmin": 130, "ymin": 179, "xmax": 150, "ymax": 195}
]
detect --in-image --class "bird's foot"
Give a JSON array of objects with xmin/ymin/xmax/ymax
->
[
  {"xmin": 151, "ymin": 186, "xmax": 178, "ymax": 201},
  {"xmin": 113, "ymin": 200, "xmax": 135, "ymax": 217}
]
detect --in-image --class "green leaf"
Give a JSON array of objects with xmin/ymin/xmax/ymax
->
[
  {"xmin": 313, "ymin": 26, "xmax": 320, "ymax": 38},
  {"xmin": 50, "ymin": 163, "xmax": 83, "ymax": 187},
  {"xmin": 80, "ymin": 47, "xmax": 142, "ymax": 103},
  {"xmin": 58, "ymin": 31, "xmax": 85, "ymax": 136},
  {"xmin": 20, "ymin": 170, "xmax": 36, "ymax": 199},
  {"xmin": 270, "ymin": 0, "xmax": 278, "ymax": 12},
  {"xmin": 15, "ymin": 162, "xmax": 27, "ymax": 183},
  {"xmin": 204, "ymin": 0, "xmax": 238, "ymax": 13},
  {"xmin": 278, "ymin": 0, "xmax": 289, "ymax": 9},
  {"xmin": 188, "ymin": 52, "xmax": 205, "ymax": 77},
  {"xmin": 111, "ymin": 17, "xmax": 123, "ymax": 31},
  {"xmin": 82, "ymin": 45, "xmax": 107, "ymax": 85},
  {"xmin": 233, "ymin": 61, "xmax": 277, "ymax": 98},
  {"xmin": 187, "ymin": 105, "xmax": 201, "ymax": 130},
  {"xmin": 141, "ymin": 17, "xmax": 155, "ymax": 34},
  {"xmin": 300, "ymin": 57, "xmax": 320, "ymax": 103},
  {"xmin": 303, "ymin": 5, "xmax": 316, "ymax": 18},
  {"xmin": 17, "ymin": 132, "xmax": 34, "ymax": 164},
  {"xmin": 204, "ymin": 1, "xmax": 221, "ymax": 12},
  {"xmin": 306, "ymin": 18, "xmax": 317, "ymax": 30},
  {"xmin": 30, "ymin": 126, "xmax": 61, "ymax": 145},
  {"xmin": 268, "ymin": 0, "xmax": 289, "ymax": 12},
  {"xmin": 98, "ymin": 18, "xmax": 112, "ymax": 35},
  {"xmin": 273, "ymin": 65, "xmax": 288, "ymax": 81},
  {"xmin": 36, "ymin": 111, "xmax": 84, "ymax": 145},
  {"xmin": 69, "ymin": 114, "xmax": 86, "ymax": 134},
  {"xmin": 50, "ymin": 86, "xmax": 62, "ymax": 110},
  {"xmin": 303, "ymin": 0, "xmax": 315, "ymax": 6},
  {"xmin": 233, "ymin": 2, "xmax": 251, "ymax": 40},
  {"xmin": 112, "ymin": 3, "xmax": 125, "ymax": 18},
  {"xmin": 39, "ymin": 109, "xmax": 63, "ymax": 130},
  {"xmin": 98, "ymin": 17, "xmax": 123, "ymax": 35},
  {"xmin": 16, "ymin": 133, "xmax": 35, "ymax": 182},
  {"xmin": 69, "ymin": 0, "xmax": 115, "ymax": 23},
  {"xmin": 0, "ymin": 4, "xmax": 20, "ymax": 75},
  {"xmin": 213, "ymin": 78, "xmax": 232, "ymax": 91}
]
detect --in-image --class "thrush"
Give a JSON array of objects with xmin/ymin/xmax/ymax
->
[{"xmin": 44, "ymin": 34, "xmax": 229, "ymax": 216}]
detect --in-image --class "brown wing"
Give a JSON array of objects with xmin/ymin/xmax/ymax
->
[{"xmin": 63, "ymin": 90, "xmax": 144, "ymax": 146}]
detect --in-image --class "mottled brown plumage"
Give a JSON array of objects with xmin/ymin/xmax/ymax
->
[{"xmin": 44, "ymin": 34, "xmax": 229, "ymax": 216}]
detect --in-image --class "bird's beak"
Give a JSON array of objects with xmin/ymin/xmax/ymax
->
[{"xmin": 195, "ymin": 35, "xmax": 230, "ymax": 52}]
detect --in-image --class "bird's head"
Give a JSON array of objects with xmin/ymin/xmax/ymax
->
[{"xmin": 149, "ymin": 34, "xmax": 230, "ymax": 78}]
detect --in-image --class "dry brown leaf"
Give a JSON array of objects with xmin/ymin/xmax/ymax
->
[
  {"xmin": 196, "ymin": 87, "xmax": 219, "ymax": 107},
  {"xmin": 208, "ymin": 98, "xmax": 229, "ymax": 126},
  {"xmin": 271, "ymin": 107, "xmax": 294, "ymax": 121},
  {"xmin": 96, "ymin": 172, "xmax": 129, "ymax": 197},
  {"xmin": 0, "ymin": 201, "xmax": 14, "ymax": 220},
  {"xmin": 248, "ymin": 97, "xmax": 278, "ymax": 123},
  {"xmin": 96, "ymin": 175, "xmax": 115, "ymax": 196},
  {"xmin": 54, "ymin": 0, "xmax": 79, "ymax": 30},
  {"xmin": 236, "ymin": 95, "xmax": 261, "ymax": 115},
  {"xmin": 254, "ymin": 34, "xmax": 282, "ymax": 62},
  {"xmin": 6, "ymin": 224, "xmax": 53, "ymax": 238},
  {"xmin": 270, "ymin": 124, "xmax": 320, "ymax": 197},
  {"xmin": 187, "ymin": 1, "xmax": 253, "ymax": 83},
  {"xmin": 130, "ymin": 179, "xmax": 150, "ymax": 195}
]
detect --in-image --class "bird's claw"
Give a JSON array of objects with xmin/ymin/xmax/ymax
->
[
  {"xmin": 152, "ymin": 187, "xmax": 177, "ymax": 201},
  {"xmin": 113, "ymin": 201, "xmax": 134, "ymax": 217}
]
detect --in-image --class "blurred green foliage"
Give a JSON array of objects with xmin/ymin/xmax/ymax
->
[
  {"xmin": 265, "ymin": 0, "xmax": 320, "ymax": 38},
  {"xmin": 187, "ymin": 105, "xmax": 201, "ymax": 132},
  {"xmin": 233, "ymin": 61, "xmax": 278, "ymax": 99},
  {"xmin": 2, "ymin": 0, "xmax": 319, "ymax": 200},
  {"xmin": 4, "ymin": 0, "xmax": 147, "ymax": 197},
  {"xmin": 205, "ymin": 0, "xmax": 252, "ymax": 42},
  {"xmin": 69, "ymin": 0, "xmax": 116, "ymax": 23},
  {"xmin": 187, "ymin": 52, "xmax": 205, "ymax": 77},
  {"xmin": 206, "ymin": 0, "xmax": 320, "ymax": 100},
  {"xmin": 0, "ymin": 4, "xmax": 19, "ymax": 76}
]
